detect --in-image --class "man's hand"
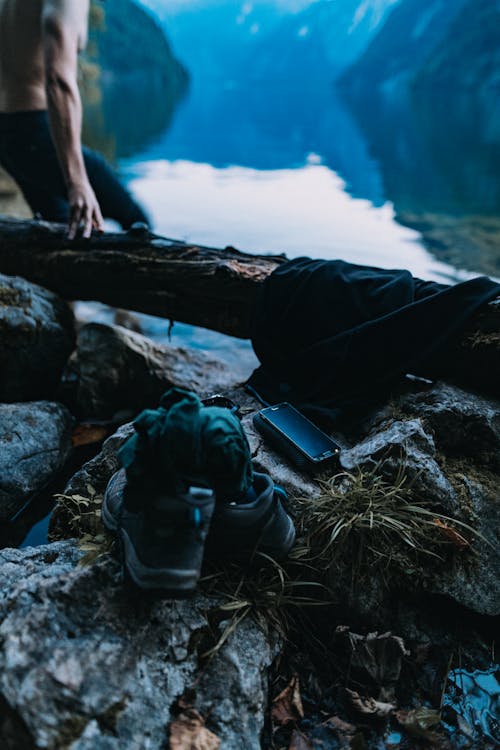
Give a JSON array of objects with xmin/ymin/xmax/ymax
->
[{"xmin": 67, "ymin": 180, "xmax": 104, "ymax": 240}]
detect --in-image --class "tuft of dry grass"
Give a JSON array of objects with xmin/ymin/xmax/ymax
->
[
  {"xmin": 53, "ymin": 487, "xmax": 114, "ymax": 565},
  {"xmin": 200, "ymin": 555, "xmax": 330, "ymax": 657},
  {"xmin": 291, "ymin": 465, "xmax": 484, "ymax": 590}
]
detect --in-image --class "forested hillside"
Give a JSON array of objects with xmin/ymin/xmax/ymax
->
[
  {"xmin": 82, "ymin": 0, "xmax": 188, "ymax": 159},
  {"xmin": 89, "ymin": 0, "xmax": 187, "ymax": 88}
]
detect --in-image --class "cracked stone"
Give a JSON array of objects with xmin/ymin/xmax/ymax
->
[{"xmin": 0, "ymin": 401, "xmax": 73, "ymax": 521}]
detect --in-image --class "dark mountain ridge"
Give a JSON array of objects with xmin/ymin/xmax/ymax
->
[
  {"xmin": 415, "ymin": 0, "xmax": 500, "ymax": 91},
  {"xmin": 82, "ymin": 0, "xmax": 188, "ymax": 159},
  {"xmin": 340, "ymin": 0, "xmax": 467, "ymax": 94}
]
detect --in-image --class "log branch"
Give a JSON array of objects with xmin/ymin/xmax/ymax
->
[
  {"xmin": 0, "ymin": 216, "xmax": 498, "ymax": 395},
  {"xmin": 0, "ymin": 216, "xmax": 283, "ymax": 338}
]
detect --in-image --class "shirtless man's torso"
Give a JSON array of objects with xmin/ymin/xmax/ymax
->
[
  {"xmin": 0, "ymin": 0, "xmax": 148, "ymax": 236},
  {"xmin": 0, "ymin": 0, "xmax": 88, "ymax": 113}
]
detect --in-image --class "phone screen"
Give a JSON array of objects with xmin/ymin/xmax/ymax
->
[{"xmin": 261, "ymin": 404, "xmax": 339, "ymax": 460}]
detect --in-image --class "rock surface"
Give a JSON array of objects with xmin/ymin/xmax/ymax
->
[
  {"xmin": 346, "ymin": 383, "xmax": 500, "ymax": 617},
  {"xmin": 341, "ymin": 417, "xmax": 459, "ymax": 514},
  {"xmin": 0, "ymin": 402, "xmax": 73, "ymax": 521},
  {"xmin": 3, "ymin": 372, "xmax": 500, "ymax": 748},
  {"xmin": 424, "ymin": 475, "xmax": 500, "ymax": 616},
  {"xmin": 53, "ymin": 380, "xmax": 500, "ymax": 617},
  {"xmin": 65, "ymin": 322, "xmax": 245, "ymax": 419},
  {"xmin": 0, "ymin": 542, "xmax": 277, "ymax": 750},
  {"xmin": 392, "ymin": 382, "xmax": 500, "ymax": 471},
  {"xmin": 0, "ymin": 273, "xmax": 74, "ymax": 402}
]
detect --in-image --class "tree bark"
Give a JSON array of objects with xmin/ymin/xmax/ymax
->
[
  {"xmin": 0, "ymin": 216, "xmax": 283, "ymax": 338},
  {"xmin": 0, "ymin": 216, "xmax": 498, "ymax": 395}
]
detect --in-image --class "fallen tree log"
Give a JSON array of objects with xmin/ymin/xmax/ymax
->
[
  {"xmin": 0, "ymin": 216, "xmax": 498, "ymax": 395},
  {"xmin": 0, "ymin": 216, "xmax": 283, "ymax": 338}
]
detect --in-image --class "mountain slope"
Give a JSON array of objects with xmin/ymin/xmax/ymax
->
[
  {"xmin": 250, "ymin": 0, "xmax": 400, "ymax": 81},
  {"xmin": 340, "ymin": 0, "xmax": 466, "ymax": 93},
  {"xmin": 137, "ymin": 0, "xmax": 399, "ymax": 81},
  {"xmin": 415, "ymin": 0, "xmax": 500, "ymax": 91},
  {"xmin": 82, "ymin": 0, "xmax": 188, "ymax": 159},
  {"xmin": 139, "ymin": 1, "xmax": 299, "ymax": 79},
  {"xmin": 91, "ymin": 0, "xmax": 188, "ymax": 89}
]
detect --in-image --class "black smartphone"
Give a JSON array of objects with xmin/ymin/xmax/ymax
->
[{"xmin": 253, "ymin": 403, "xmax": 340, "ymax": 473}]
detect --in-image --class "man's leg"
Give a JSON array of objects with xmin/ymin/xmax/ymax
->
[
  {"xmin": 83, "ymin": 148, "xmax": 150, "ymax": 230},
  {"xmin": 0, "ymin": 112, "xmax": 71, "ymax": 223},
  {"xmin": 0, "ymin": 111, "xmax": 150, "ymax": 230}
]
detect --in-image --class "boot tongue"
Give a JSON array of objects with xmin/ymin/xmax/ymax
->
[{"xmin": 118, "ymin": 387, "xmax": 253, "ymax": 498}]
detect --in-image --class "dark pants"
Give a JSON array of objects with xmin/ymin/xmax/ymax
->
[{"xmin": 0, "ymin": 110, "xmax": 149, "ymax": 229}]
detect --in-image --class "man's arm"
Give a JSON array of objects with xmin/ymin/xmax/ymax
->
[{"xmin": 41, "ymin": 0, "xmax": 103, "ymax": 239}]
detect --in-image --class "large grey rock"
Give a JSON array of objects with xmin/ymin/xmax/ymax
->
[
  {"xmin": 424, "ymin": 476, "xmax": 500, "ymax": 616},
  {"xmin": 67, "ymin": 323, "xmax": 244, "ymax": 419},
  {"xmin": 393, "ymin": 383, "xmax": 500, "ymax": 471},
  {"xmin": 0, "ymin": 274, "xmax": 74, "ymax": 401},
  {"xmin": 341, "ymin": 406, "xmax": 500, "ymax": 617},
  {"xmin": 0, "ymin": 402, "xmax": 73, "ymax": 521},
  {"xmin": 340, "ymin": 418, "xmax": 458, "ymax": 513},
  {"xmin": 0, "ymin": 542, "xmax": 278, "ymax": 750}
]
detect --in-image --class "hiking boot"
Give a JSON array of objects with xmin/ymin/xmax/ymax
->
[
  {"xmin": 205, "ymin": 472, "xmax": 296, "ymax": 562},
  {"xmin": 102, "ymin": 468, "xmax": 215, "ymax": 597}
]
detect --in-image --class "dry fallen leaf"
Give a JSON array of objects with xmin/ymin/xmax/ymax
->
[
  {"xmin": 395, "ymin": 706, "xmax": 441, "ymax": 739},
  {"xmin": 289, "ymin": 729, "xmax": 313, "ymax": 750},
  {"xmin": 433, "ymin": 519, "xmax": 470, "ymax": 550},
  {"xmin": 272, "ymin": 675, "xmax": 304, "ymax": 727},
  {"xmin": 346, "ymin": 689, "xmax": 395, "ymax": 718},
  {"xmin": 72, "ymin": 423, "xmax": 110, "ymax": 448},
  {"xmin": 169, "ymin": 709, "xmax": 220, "ymax": 750},
  {"xmin": 338, "ymin": 628, "xmax": 410, "ymax": 686},
  {"xmin": 323, "ymin": 715, "xmax": 357, "ymax": 735}
]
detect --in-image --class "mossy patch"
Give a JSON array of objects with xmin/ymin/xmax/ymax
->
[
  {"xmin": 397, "ymin": 211, "xmax": 500, "ymax": 278},
  {"xmin": 0, "ymin": 286, "xmax": 22, "ymax": 308},
  {"xmin": 440, "ymin": 454, "xmax": 500, "ymax": 506}
]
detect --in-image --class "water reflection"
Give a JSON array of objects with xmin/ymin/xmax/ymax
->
[
  {"xmin": 442, "ymin": 666, "xmax": 500, "ymax": 744},
  {"xmin": 341, "ymin": 85, "xmax": 500, "ymax": 217},
  {"xmin": 125, "ymin": 159, "xmax": 474, "ymax": 284},
  {"xmin": 111, "ymin": 77, "xmax": 500, "ymax": 278},
  {"xmin": 83, "ymin": 73, "xmax": 188, "ymax": 163},
  {"xmin": 128, "ymin": 80, "xmax": 386, "ymax": 206}
]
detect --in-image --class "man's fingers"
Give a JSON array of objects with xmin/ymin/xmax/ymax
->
[
  {"xmin": 82, "ymin": 206, "xmax": 93, "ymax": 239},
  {"xmin": 67, "ymin": 187, "xmax": 103, "ymax": 240},
  {"xmin": 68, "ymin": 204, "xmax": 82, "ymax": 240},
  {"xmin": 93, "ymin": 204, "xmax": 104, "ymax": 232}
]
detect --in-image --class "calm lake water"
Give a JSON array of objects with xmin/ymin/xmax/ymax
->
[{"xmin": 116, "ymin": 80, "xmax": 497, "ymax": 283}]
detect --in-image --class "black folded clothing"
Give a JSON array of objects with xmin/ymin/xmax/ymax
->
[{"xmin": 249, "ymin": 257, "xmax": 500, "ymax": 424}]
